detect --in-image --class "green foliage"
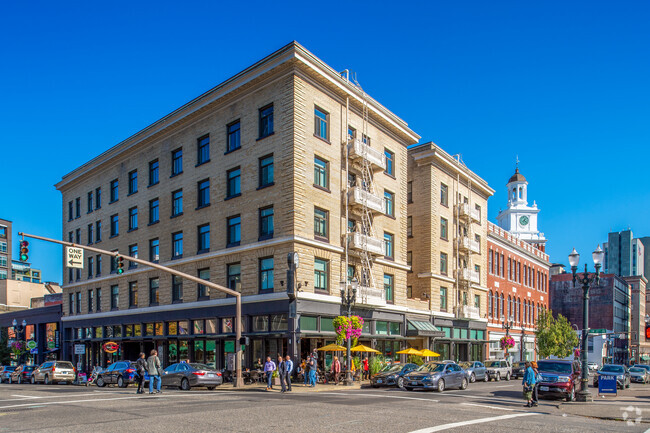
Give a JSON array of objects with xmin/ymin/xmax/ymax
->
[
  {"xmin": 333, "ymin": 315, "xmax": 364, "ymax": 346},
  {"xmin": 535, "ymin": 309, "xmax": 579, "ymax": 359},
  {"xmin": 369, "ymin": 355, "xmax": 385, "ymax": 376},
  {"xmin": 407, "ymin": 354, "xmax": 424, "ymax": 366},
  {"xmin": 0, "ymin": 328, "xmax": 10, "ymax": 365}
]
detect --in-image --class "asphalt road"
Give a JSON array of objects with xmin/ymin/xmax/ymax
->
[{"xmin": 0, "ymin": 379, "xmax": 646, "ymax": 432}]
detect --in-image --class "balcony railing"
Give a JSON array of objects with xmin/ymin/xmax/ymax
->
[
  {"xmin": 457, "ymin": 203, "xmax": 481, "ymax": 223},
  {"xmin": 347, "ymin": 232, "xmax": 384, "ymax": 256},
  {"xmin": 348, "ymin": 138, "xmax": 387, "ymax": 171},
  {"xmin": 457, "ymin": 305, "xmax": 481, "ymax": 320},
  {"xmin": 357, "ymin": 285, "xmax": 387, "ymax": 307},
  {"xmin": 458, "ymin": 268, "xmax": 480, "ymax": 284},
  {"xmin": 348, "ymin": 187, "xmax": 384, "ymax": 213},
  {"xmin": 458, "ymin": 236, "xmax": 480, "ymax": 254}
]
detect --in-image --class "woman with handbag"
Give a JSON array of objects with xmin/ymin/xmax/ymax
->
[{"xmin": 522, "ymin": 361, "xmax": 536, "ymax": 407}]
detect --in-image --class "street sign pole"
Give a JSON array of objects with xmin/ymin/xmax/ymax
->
[{"xmin": 18, "ymin": 231, "xmax": 245, "ymax": 388}]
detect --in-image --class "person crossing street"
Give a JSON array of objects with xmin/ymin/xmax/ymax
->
[{"xmin": 264, "ymin": 356, "xmax": 276, "ymax": 390}]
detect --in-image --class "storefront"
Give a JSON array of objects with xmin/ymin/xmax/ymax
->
[
  {"xmin": 0, "ymin": 305, "xmax": 63, "ymax": 366},
  {"xmin": 432, "ymin": 317, "xmax": 487, "ymax": 362}
]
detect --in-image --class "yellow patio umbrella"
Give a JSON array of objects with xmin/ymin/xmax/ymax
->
[
  {"xmin": 419, "ymin": 349, "xmax": 441, "ymax": 357},
  {"xmin": 317, "ymin": 343, "xmax": 347, "ymax": 351},
  {"xmin": 351, "ymin": 344, "xmax": 381, "ymax": 354},
  {"xmin": 396, "ymin": 348, "xmax": 424, "ymax": 356}
]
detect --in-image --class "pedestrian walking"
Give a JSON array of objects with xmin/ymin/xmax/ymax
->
[
  {"xmin": 531, "ymin": 361, "xmax": 541, "ymax": 407},
  {"xmin": 264, "ymin": 356, "xmax": 276, "ymax": 390},
  {"xmin": 522, "ymin": 361, "xmax": 536, "ymax": 407},
  {"xmin": 278, "ymin": 355, "xmax": 288, "ymax": 393},
  {"xmin": 331, "ymin": 356, "xmax": 341, "ymax": 385},
  {"xmin": 147, "ymin": 349, "xmax": 162, "ymax": 394},
  {"xmin": 303, "ymin": 356, "xmax": 310, "ymax": 386},
  {"xmin": 308, "ymin": 355, "xmax": 317, "ymax": 387},
  {"xmin": 285, "ymin": 355, "xmax": 293, "ymax": 391},
  {"xmin": 362, "ymin": 357, "xmax": 370, "ymax": 381},
  {"xmin": 135, "ymin": 352, "xmax": 147, "ymax": 394}
]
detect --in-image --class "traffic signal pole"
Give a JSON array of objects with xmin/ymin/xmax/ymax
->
[{"xmin": 18, "ymin": 231, "xmax": 245, "ymax": 388}]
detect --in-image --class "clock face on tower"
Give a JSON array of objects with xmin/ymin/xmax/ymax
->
[{"xmin": 519, "ymin": 215, "xmax": 529, "ymax": 226}]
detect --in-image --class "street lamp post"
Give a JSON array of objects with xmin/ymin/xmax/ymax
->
[
  {"xmin": 340, "ymin": 278, "xmax": 358, "ymax": 386},
  {"xmin": 12, "ymin": 319, "xmax": 27, "ymax": 364},
  {"xmin": 502, "ymin": 317, "xmax": 514, "ymax": 361},
  {"xmin": 568, "ymin": 245, "xmax": 604, "ymax": 403}
]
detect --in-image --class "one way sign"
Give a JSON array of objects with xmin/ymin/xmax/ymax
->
[{"xmin": 65, "ymin": 247, "xmax": 84, "ymax": 269}]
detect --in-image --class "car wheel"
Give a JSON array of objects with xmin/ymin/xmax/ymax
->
[
  {"xmin": 117, "ymin": 376, "xmax": 126, "ymax": 388},
  {"xmin": 8, "ymin": 376, "xmax": 12, "ymax": 384},
  {"xmin": 484, "ymin": 373, "xmax": 489, "ymax": 382},
  {"xmin": 397, "ymin": 377, "xmax": 405, "ymax": 388},
  {"xmin": 96, "ymin": 377, "xmax": 106, "ymax": 387},
  {"xmin": 436, "ymin": 379, "xmax": 445, "ymax": 392},
  {"xmin": 505, "ymin": 372, "xmax": 511, "ymax": 381},
  {"xmin": 180, "ymin": 378, "xmax": 190, "ymax": 391},
  {"xmin": 496, "ymin": 373, "xmax": 501, "ymax": 382},
  {"xmin": 31, "ymin": 376, "xmax": 35, "ymax": 384},
  {"xmin": 207, "ymin": 386, "xmax": 215, "ymax": 390},
  {"xmin": 44, "ymin": 375, "xmax": 50, "ymax": 385},
  {"xmin": 460, "ymin": 378, "xmax": 468, "ymax": 390},
  {"xmin": 566, "ymin": 387, "xmax": 575, "ymax": 402},
  {"xmin": 371, "ymin": 384, "xmax": 379, "ymax": 388},
  {"xmin": 470, "ymin": 373, "xmax": 475, "ymax": 383}
]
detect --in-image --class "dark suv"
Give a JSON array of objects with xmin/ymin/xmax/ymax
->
[
  {"xmin": 536, "ymin": 359, "xmax": 581, "ymax": 402},
  {"xmin": 96, "ymin": 361, "xmax": 148, "ymax": 388}
]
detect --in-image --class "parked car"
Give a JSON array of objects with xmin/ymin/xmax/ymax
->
[
  {"xmin": 484, "ymin": 359, "xmax": 512, "ymax": 381},
  {"xmin": 96, "ymin": 361, "xmax": 148, "ymax": 388},
  {"xmin": 371, "ymin": 363, "xmax": 418, "ymax": 388},
  {"xmin": 9, "ymin": 365, "xmax": 36, "ymax": 384},
  {"xmin": 162, "ymin": 362, "xmax": 223, "ymax": 390},
  {"xmin": 31, "ymin": 361, "xmax": 75, "ymax": 384},
  {"xmin": 594, "ymin": 364, "xmax": 630, "ymax": 389},
  {"xmin": 0, "ymin": 365, "xmax": 17, "ymax": 383},
  {"xmin": 402, "ymin": 362, "xmax": 468, "ymax": 392},
  {"xmin": 536, "ymin": 359, "xmax": 581, "ymax": 402},
  {"xmin": 633, "ymin": 364, "xmax": 650, "ymax": 375},
  {"xmin": 511, "ymin": 362, "xmax": 527, "ymax": 379},
  {"xmin": 587, "ymin": 362, "xmax": 599, "ymax": 373},
  {"xmin": 459, "ymin": 361, "xmax": 487, "ymax": 383},
  {"xmin": 629, "ymin": 367, "xmax": 649, "ymax": 384}
]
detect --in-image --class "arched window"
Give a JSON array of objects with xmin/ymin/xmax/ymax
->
[
  {"xmin": 524, "ymin": 301, "xmax": 528, "ymax": 324},
  {"xmin": 500, "ymin": 294, "xmax": 505, "ymax": 320},
  {"xmin": 488, "ymin": 291, "xmax": 492, "ymax": 318},
  {"xmin": 517, "ymin": 298, "xmax": 521, "ymax": 323},
  {"xmin": 519, "ymin": 187, "xmax": 522, "ymax": 199},
  {"xmin": 507, "ymin": 295, "xmax": 511, "ymax": 320},
  {"xmin": 496, "ymin": 292, "xmax": 500, "ymax": 319}
]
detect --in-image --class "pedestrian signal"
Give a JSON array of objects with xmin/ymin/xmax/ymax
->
[{"xmin": 19, "ymin": 241, "xmax": 29, "ymax": 261}]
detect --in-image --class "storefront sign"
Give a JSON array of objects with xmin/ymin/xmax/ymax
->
[
  {"xmin": 30, "ymin": 348, "xmax": 38, "ymax": 354},
  {"xmin": 103, "ymin": 341, "xmax": 119, "ymax": 353},
  {"xmin": 598, "ymin": 375, "xmax": 617, "ymax": 396},
  {"xmin": 74, "ymin": 344, "xmax": 85, "ymax": 355},
  {"xmin": 26, "ymin": 340, "xmax": 37, "ymax": 350},
  {"xmin": 47, "ymin": 341, "xmax": 56, "ymax": 349}
]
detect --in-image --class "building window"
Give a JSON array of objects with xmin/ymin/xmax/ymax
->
[
  {"xmin": 149, "ymin": 198, "xmax": 159, "ymax": 224},
  {"xmin": 407, "ymin": 216, "xmax": 412, "ymax": 237},
  {"xmin": 149, "ymin": 238, "xmax": 159, "ymax": 262},
  {"xmin": 75, "ymin": 228, "xmax": 81, "ymax": 244},
  {"xmin": 259, "ymin": 155, "xmax": 274, "ymax": 188},
  {"xmin": 440, "ymin": 183, "xmax": 448, "ymax": 206},
  {"xmin": 259, "ymin": 206, "xmax": 274, "ymax": 240},
  {"xmin": 110, "ymin": 285, "xmax": 119, "ymax": 310},
  {"xmin": 149, "ymin": 159, "xmax": 159, "ymax": 186},
  {"xmin": 75, "ymin": 197, "xmax": 81, "ymax": 218},
  {"xmin": 110, "ymin": 214, "xmax": 119, "ymax": 237},
  {"xmin": 87, "ymin": 256, "xmax": 94, "ymax": 278},
  {"xmin": 475, "ymin": 204, "xmax": 481, "ymax": 223},
  {"xmin": 489, "ymin": 249, "xmax": 494, "ymax": 274},
  {"xmin": 197, "ymin": 224, "xmax": 210, "ymax": 253},
  {"xmin": 128, "ymin": 244, "xmax": 138, "ymax": 268},
  {"xmin": 227, "ymin": 215, "xmax": 241, "ymax": 247},
  {"xmin": 96, "ymin": 255, "xmax": 102, "ymax": 277},
  {"xmin": 384, "ymin": 274, "xmax": 394, "ymax": 304},
  {"xmin": 197, "ymin": 179, "xmax": 210, "ymax": 208},
  {"xmin": 171, "ymin": 189, "xmax": 183, "ymax": 217},
  {"xmin": 440, "ymin": 217, "xmax": 448, "ymax": 240},
  {"xmin": 314, "ymin": 107, "xmax": 328, "ymax": 140},
  {"xmin": 384, "ymin": 232, "xmax": 394, "ymax": 259},
  {"xmin": 96, "ymin": 288, "xmax": 102, "ymax": 312},
  {"xmin": 474, "ymin": 264, "xmax": 481, "ymax": 285},
  {"xmin": 68, "ymin": 201, "xmax": 73, "ymax": 221},
  {"xmin": 129, "ymin": 281, "xmax": 138, "ymax": 308},
  {"xmin": 198, "ymin": 268, "xmax": 210, "ymax": 299},
  {"xmin": 110, "ymin": 179, "xmax": 119, "ymax": 203},
  {"xmin": 440, "ymin": 287, "xmax": 448, "ymax": 311},
  {"xmin": 69, "ymin": 293, "xmax": 74, "ymax": 314},
  {"xmin": 197, "ymin": 135, "xmax": 210, "ymax": 165},
  {"xmin": 259, "ymin": 257, "xmax": 274, "ymax": 292},
  {"xmin": 440, "ymin": 252, "xmax": 448, "ymax": 275},
  {"xmin": 227, "ymin": 120, "xmax": 240, "ymax": 152},
  {"xmin": 407, "ymin": 181, "xmax": 413, "ymax": 203},
  {"xmin": 314, "ymin": 156, "xmax": 329, "ymax": 189},
  {"xmin": 407, "ymin": 286, "xmax": 413, "ymax": 298},
  {"xmin": 258, "ymin": 104, "xmax": 274, "ymax": 138},
  {"xmin": 172, "ymin": 275, "xmax": 183, "ymax": 302},
  {"xmin": 128, "ymin": 170, "xmax": 138, "ymax": 195},
  {"xmin": 76, "ymin": 292, "xmax": 81, "ymax": 314},
  {"xmin": 88, "ymin": 289, "xmax": 94, "ymax": 313},
  {"xmin": 314, "ymin": 207, "xmax": 328, "ymax": 239},
  {"xmin": 128, "ymin": 207, "xmax": 138, "ymax": 231},
  {"xmin": 384, "ymin": 190, "xmax": 395, "ymax": 217},
  {"xmin": 384, "ymin": 149, "xmax": 395, "ymax": 176},
  {"xmin": 171, "ymin": 148, "xmax": 183, "ymax": 176},
  {"xmin": 314, "ymin": 258, "xmax": 328, "ymax": 292},
  {"xmin": 488, "ymin": 291, "xmax": 492, "ymax": 318},
  {"xmin": 172, "ymin": 232, "xmax": 183, "ymax": 258},
  {"xmin": 95, "ymin": 187, "xmax": 101, "ymax": 209},
  {"xmin": 227, "ymin": 263, "xmax": 241, "ymax": 292},
  {"xmin": 149, "ymin": 278, "xmax": 159, "ymax": 305},
  {"xmin": 407, "ymin": 251, "xmax": 412, "ymax": 269},
  {"xmin": 87, "ymin": 191, "xmax": 93, "ymax": 213},
  {"xmin": 226, "ymin": 167, "xmax": 241, "ymax": 198},
  {"xmin": 87, "ymin": 224, "xmax": 94, "ymax": 245}
]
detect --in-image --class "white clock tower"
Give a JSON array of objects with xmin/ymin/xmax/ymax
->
[{"xmin": 496, "ymin": 167, "xmax": 547, "ymax": 251}]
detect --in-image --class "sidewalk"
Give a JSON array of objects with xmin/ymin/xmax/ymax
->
[
  {"xmin": 217, "ymin": 382, "xmax": 364, "ymax": 393},
  {"xmin": 559, "ymin": 388, "xmax": 650, "ymax": 424}
]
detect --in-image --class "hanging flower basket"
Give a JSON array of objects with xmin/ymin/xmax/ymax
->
[
  {"xmin": 500, "ymin": 336, "xmax": 515, "ymax": 350},
  {"xmin": 333, "ymin": 315, "xmax": 364, "ymax": 347},
  {"xmin": 10, "ymin": 340, "xmax": 25, "ymax": 359}
]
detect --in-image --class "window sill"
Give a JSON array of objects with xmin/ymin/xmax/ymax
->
[
  {"xmin": 258, "ymin": 234, "xmax": 274, "ymax": 242},
  {"xmin": 257, "ymin": 183, "xmax": 274, "ymax": 190},
  {"xmin": 195, "ymin": 160, "xmax": 210, "ymax": 168},
  {"xmin": 75, "ymin": 216, "xmax": 81, "ymax": 220},
  {"xmin": 440, "ymin": 237, "xmax": 449, "ymax": 242},
  {"xmin": 384, "ymin": 172, "xmax": 396, "ymax": 180},
  {"xmin": 171, "ymin": 255, "xmax": 183, "ymax": 260},
  {"xmin": 197, "ymin": 296, "xmax": 210, "ymax": 302},
  {"xmin": 95, "ymin": 240, "xmax": 101, "ymax": 244},
  {"xmin": 196, "ymin": 203, "xmax": 211, "ymax": 210},
  {"xmin": 127, "ymin": 228, "xmax": 138, "ymax": 233},
  {"xmin": 313, "ymin": 184, "xmax": 331, "ymax": 193},
  {"xmin": 313, "ymin": 134, "xmax": 330, "ymax": 144},
  {"xmin": 127, "ymin": 191, "xmax": 138, "ymax": 197},
  {"xmin": 256, "ymin": 132, "xmax": 275, "ymax": 141},
  {"xmin": 441, "ymin": 203, "xmax": 449, "ymax": 208},
  {"xmin": 170, "ymin": 172, "xmax": 183, "ymax": 179},
  {"xmin": 148, "ymin": 221, "xmax": 160, "ymax": 227},
  {"xmin": 226, "ymin": 242, "xmax": 240, "ymax": 248},
  {"xmin": 148, "ymin": 182, "xmax": 159, "ymax": 189},
  {"xmin": 314, "ymin": 235, "xmax": 329, "ymax": 243},
  {"xmin": 172, "ymin": 299, "xmax": 183, "ymax": 305},
  {"xmin": 314, "ymin": 289, "xmax": 329, "ymax": 295},
  {"xmin": 197, "ymin": 249, "xmax": 210, "ymax": 255},
  {"xmin": 87, "ymin": 211, "xmax": 93, "ymax": 215},
  {"xmin": 109, "ymin": 234, "xmax": 119, "ymax": 239},
  {"xmin": 96, "ymin": 274, "xmax": 101, "ymax": 278},
  {"xmin": 111, "ymin": 308, "xmax": 119, "ymax": 312},
  {"xmin": 170, "ymin": 212, "xmax": 184, "ymax": 219},
  {"xmin": 109, "ymin": 200, "xmax": 118, "ymax": 205},
  {"xmin": 149, "ymin": 302, "xmax": 159, "ymax": 307},
  {"xmin": 224, "ymin": 194, "xmax": 241, "ymax": 201},
  {"xmin": 407, "ymin": 200, "xmax": 413, "ymax": 205},
  {"xmin": 385, "ymin": 214, "xmax": 396, "ymax": 220},
  {"xmin": 129, "ymin": 305, "xmax": 138, "ymax": 309},
  {"xmin": 384, "ymin": 256, "xmax": 395, "ymax": 262},
  {"xmin": 224, "ymin": 146, "xmax": 241, "ymax": 155}
]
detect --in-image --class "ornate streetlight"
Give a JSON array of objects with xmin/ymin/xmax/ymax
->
[
  {"xmin": 501, "ymin": 316, "xmax": 514, "ymax": 361},
  {"xmin": 569, "ymin": 245, "xmax": 604, "ymax": 402},
  {"xmin": 12, "ymin": 319, "xmax": 27, "ymax": 363},
  {"xmin": 340, "ymin": 277, "xmax": 357, "ymax": 386}
]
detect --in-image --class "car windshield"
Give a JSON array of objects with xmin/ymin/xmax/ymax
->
[
  {"xmin": 630, "ymin": 368, "xmax": 645, "ymax": 373},
  {"xmin": 514, "ymin": 362, "xmax": 526, "ymax": 367},
  {"xmin": 537, "ymin": 361, "xmax": 572, "ymax": 374},
  {"xmin": 24, "ymin": 366, "xmax": 35, "ymax": 371},
  {"xmin": 189, "ymin": 363, "xmax": 213, "ymax": 371},
  {"xmin": 5, "ymin": 366, "xmax": 17, "ymax": 371},
  {"xmin": 600, "ymin": 365, "xmax": 624, "ymax": 373},
  {"xmin": 459, "ymin": 362, "xmax": 472, "ymax": 369},
  {"xmin": 484, "ymin": 361, "xmax": 502, "ymax": 368},
  {"xmin": 417, "ymin": 363, "xmax": 444, "ymax": 373}
]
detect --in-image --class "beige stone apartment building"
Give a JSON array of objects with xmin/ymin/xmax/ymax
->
[
  {"xmin": 55, "ymin": 42, "xmax": 420, "ymax": 369},
  {"xmin": 407, "ymin": 143, "xmax": 494, "ymax": 361}
]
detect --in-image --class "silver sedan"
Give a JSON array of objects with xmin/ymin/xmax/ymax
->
[{"xmin": 162, "ymin": 363, "xmax": 223, "ymax": 390}]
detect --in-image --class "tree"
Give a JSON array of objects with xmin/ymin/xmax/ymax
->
[
  {"xmin": 0, "ymin": 328, "xmax": 11, "ymax": 365},
  {"xmin": 535, "ymin": 309, "xmax": 579, "ymax": 359}
]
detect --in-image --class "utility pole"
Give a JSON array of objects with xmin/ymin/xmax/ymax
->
[{"xmin": 19, "ymin": 231, "xmax": 245, "ymax": 388}]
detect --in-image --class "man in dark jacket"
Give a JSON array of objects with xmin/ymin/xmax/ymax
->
[
  {"xmin": 147, "ymin": 349, "xmax": 162, "ymax": 394},
  {"xmin": 278, "ymin": 355, "xmax": 288, "ymax": 393},
  {"xmin": 135, "ymin": 352, "xmax": 147, "ymax": 394}
]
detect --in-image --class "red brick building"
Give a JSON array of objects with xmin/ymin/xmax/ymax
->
[{"xmin": 486, "ymin": 222, "xmax": 550, "ymax": 361}]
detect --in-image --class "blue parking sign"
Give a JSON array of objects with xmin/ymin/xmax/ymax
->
[{"xmin": 598, "ymin": 375, "xmax": 617, "ymax": 395}]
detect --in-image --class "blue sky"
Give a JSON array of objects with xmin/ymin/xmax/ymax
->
[{"xmin": 1, "ymin": 1, "xmax": 649, "ymax": 282}]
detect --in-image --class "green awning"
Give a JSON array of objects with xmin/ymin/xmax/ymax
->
[{"xmin": 407, "ymin": 320, "xmax": 445, "ymax": 337}]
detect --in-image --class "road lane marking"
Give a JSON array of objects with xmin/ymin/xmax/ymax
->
[
  {"xmin": 408, "ymin": 412, "xmax": 540, "ymax": 432},
  {"xmin": 10, "ymin": 395, "xmax": 39, "ymax": 399},
  {"xmin": 461, "ymin": 402, "xmax": 514, "ymax": 411},
  {"xmin": 0, "ymin": 391, "xmax": 124, "ymax": 402},
  {"xmin": 319, "ymin": 392, "xmax": 438, "ymax": 402}
]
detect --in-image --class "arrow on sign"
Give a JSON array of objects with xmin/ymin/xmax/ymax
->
[{"xmin": 68, "ymin": 259, "xmax": 81, "ymax": 267}]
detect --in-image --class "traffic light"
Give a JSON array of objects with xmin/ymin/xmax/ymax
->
[
  {"xmin": 116, "ymin": 256, "xmax": 124, "ymax": 274},
  {"xmin": 239, "ymin": 336, "xmax": 250, "ymax": 346},
  {"xmin": 19, "ymin": 240, "xmax": 29, "ymax": 261},
  {"xmin": 645, "ymin": 325, "xmax": 650, "ymax": 340}
]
